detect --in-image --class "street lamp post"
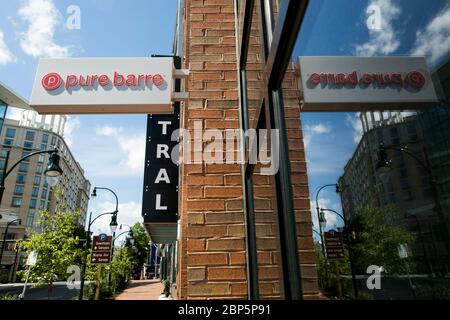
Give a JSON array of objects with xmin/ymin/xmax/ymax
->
[
  {"xmin": 315, "ymin": 184, "xmax": 340, "ymax": 287},
  {"xmin": 376, "ymin": 142, "xmax": 450, "ymax": 274},
  {"xmin": 78, "ymin": 211, "xmax": 118, "ymax": 300},
  {"xmin": 91, "ymin": 187, "xmax": 119, "ymax": 290},
  {"xmin": 320, "ymin": 208, "xmax": 359, "ymax": 299},
  {"xmin": 0, "ymin": 148, "xmax": 63, "ymax": 205},
  {"xmin": 0, "ymin": 218, "xmax": 21, "ymax": 269}
]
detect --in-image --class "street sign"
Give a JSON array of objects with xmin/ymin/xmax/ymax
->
[
  {"xmin": 26, "ymin": 251, "xmax": 38, "ymax": 266},
  {"xmin": 324, "ymin": 230, "xmax": 345, "ymax": 261},
  {"xmin": 90, "ymin": 233, "xmax": 113, "ymax": 264}
]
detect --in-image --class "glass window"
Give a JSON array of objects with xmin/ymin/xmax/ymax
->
[
  {"xmin": 0, "ymin": 150, "xmax": 8, "ymax": 158},
  {"xmin": 41, "ymin": 188, "xmax": 47, "ymax": 199},
  {"xmin": 32, "ymin": 187, "xmax": 39, "ymax": 197},
  {"xmin": 16, "ymin": 174, "xmax": 26, "ymax": 184},
  {"xmin": 42, "ymin": 134, "xmax": 49, "ymax": 143},
  {"xmin": 11, "ymin": 196, "xmax": 22, "ymax": 207},
  {"xmin": 38, "ymin": 154, "xmax": 45, "ymax": 163},
  {"xmin": 34, "ymin": 175, "xmax": 41, "ymax": 186},
  {"xmin": 3, "ymin": 139, "xmax": 13, "ymax": 146},
  {"xmin": 36, "ymin": 164, "xmax": 43, "ymax": 174},
  {"xmin": 26, "ymin": 213, "xmax": 35, "ymax": 228},
  {"xmin": 40, "ymin": 144, "xmax": 47, "ymax": 151},
  {"xmin": 39, "ymin": 200, "xmax": 46, "ymax": 210},
  {"xmin": 19, "ymin": 163, "xmax": 29, "ymax": 172},
  {"xmin": 21, "ymin": 151, "xmax": 31, "ymax": 160},
  {"xmin": 51, "ymin": 136, "xmax": 56, "ymax": 146},
  {"xmin": 14, "ymin": 185, "xmax": 24, "ymax": 195},
  {"xmin": 0, "ymin": 160, "xmax": 5, "ymax": 170},
  {"xmin": 5, "ymin": 128, "xmax": 15, "ymax": 138},
  {"xmin": 25, "ymin": 131, "xmax": 35, "ymax": 141},
  {"xmin": 23, "ymin": 141, "xmax": 33, "ymax": 149},
  {"xmin": 29, "ymin": 198, "xmax": 37, "ymax": 209}
]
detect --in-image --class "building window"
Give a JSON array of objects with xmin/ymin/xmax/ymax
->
[
  {"xmin": 29, "ymin": 198, "xmax": 37, "ymax": 209},
  {"xmin": 36, "ymin": 164, "xmax": 43, "ymax": 174},
  {"xmin": 24, "ymin": 141, "xmax": 33, "ymax": 149},
  {"xmin": 0, "ymin": 159, "xmax": 5, "ymax": 170},
  {"xmin": 0, "ymin": 149, "xmax": 8, "ymax": 158},
  {"xmin": 21, "ymin": 150, "xmax": 31, "ymax": 160},
  {"xmin": 41, "ymin": 188, "xmax": 47, "ymax": 199},
  {"xmin": 38, "ymin": 154, "xmax": 45, "ymax": 163},
  {"xmin": 6, "ymin": 128, "xmax": 15, "ymax": 138},
  {"xmin": 42, "ymin": 134, "xmax": 49, "ymax": 143},
  {"xmin": 32, "ymin": 186, "xmax": 39, "ymax": 197},
  {"xmin": 3, "ymin": 139, "xmax": 13, "ymax": 146},
  {"xmin": 39, "ymin": 200, "xmax": 46, "ymax": 210},
  {"xmin": 16, "ymin": 174, "xmax": 26, "ymax": 184},
  {"xmin": 51, "ymin": 136, "xmax": 56, "ymax": 146},
  {"xmin": 25, "ymin": 131, "xmax": 36, "ymax": 141},
  {"xmin": 11, "ymin": 196, "xmax": 22, "ymax": 207},
  {"xmin": 19, "ymin": 163, "xmax": 29, "ymax": 172},
  {"xmin": 14, "ymin": 185, "xmax": 24, "ymax": 195},
  {"xmin": 27, "ymin": 213, "xmax": 35, "ymax": 228},
  {"xmin": 34, "ymin": 175, "xmax": 41, "ymax": 186},
  {"xmin": 40, "ymin": 144, "xmax": 47, "ymax": 151}
]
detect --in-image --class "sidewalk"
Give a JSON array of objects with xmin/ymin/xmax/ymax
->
[{"xmin": 114, "ymin": 280, "xmax": 164, "ymax": 300}]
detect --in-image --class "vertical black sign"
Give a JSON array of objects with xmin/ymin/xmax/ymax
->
[{"xmin": 142, "ymin": 105, "xmax": 180, "ymax": 223}]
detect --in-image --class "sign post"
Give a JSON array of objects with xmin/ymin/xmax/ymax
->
[
  {"xmin": 18, "ymin": 251, "xmax": 38, "ymax": 300},
  {"xmin": 324, "ymin": 230, "xmax": 344, "ymax": 298},
  {"xmin": 90, "ymin": 233, "xmax": 113, "ymax": 264}
]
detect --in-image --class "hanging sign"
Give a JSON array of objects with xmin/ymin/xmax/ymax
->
[
  {"xmin": 297, "ymin": 56, "xmax": 438, "ymax": 111},
  {"xmin": 30, "ymin": 57, "xmax": 188, "ymax": 114}
]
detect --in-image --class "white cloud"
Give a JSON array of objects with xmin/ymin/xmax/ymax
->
[
  {"xmin": 96, "ymin": 125, "xmax": 145, "ymax": 176},
  {"xmin": 411, "ymin": 6, "xmax": 450, "ymax": 66},
  {"xmin": 345, "ymin": 113, "xmax": 363, "ymax": 144},
  {"xmin": 64, "ymin": 116, "xmax": 81, "ymax": 147},
  {"xmin": 18, "ymin": 0, "xmax": 70, "ymax": 58},
  {"xmin": 0, "ymin": 29, "xmax": 16, "ymax": 65},
  {"xmin": 355, "ymin": 0, "xmax": 401, "ymax": 56},
  {"xmin": 88, "ymin": 200, "xmax": 143, "ymax": 243},
  {"xmin": 304, "ymin": 123, "xmax": 332, "ymax": 148},
  {"xmin": 5, "ymin": 107, "xmax": 23, "ymax": 121}
]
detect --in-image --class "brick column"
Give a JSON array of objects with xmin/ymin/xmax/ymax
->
[
  {"xmin": 178, "ymin": 0, "xmax": 319, "ymax": 300},
  {"xmin": 179, "ymin": 0, "xmax": 246, "ymax": 299}
]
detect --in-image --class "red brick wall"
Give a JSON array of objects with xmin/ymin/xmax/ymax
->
[{"xmin": 178, "ymin": 0, "xmax": 319, "ymax": 299}]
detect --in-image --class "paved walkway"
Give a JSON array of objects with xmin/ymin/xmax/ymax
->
[{"xmin": 114, "ymin": 280, "xmax": 164, "ymax": 300}]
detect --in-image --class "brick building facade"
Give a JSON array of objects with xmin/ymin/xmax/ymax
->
[{"xmin": 174, "ymin": 0, "xmax": 319, "ymax": 299}]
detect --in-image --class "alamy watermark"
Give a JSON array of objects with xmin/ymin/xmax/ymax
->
[{"xmin": 160, "ymin": 120, "xmax": 280, "ymax": 175}]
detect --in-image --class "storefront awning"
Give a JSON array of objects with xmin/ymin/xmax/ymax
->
[{"xmin": 144, "ymin": 222, "xmax": 177, "ymax": 244}]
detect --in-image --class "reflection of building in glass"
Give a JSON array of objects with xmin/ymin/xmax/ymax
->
[
  {"xmin": 0, "ymin": 115, "xmax": 90, "ymax": 282},
  {"xmin": 419, "ymin": 57, "xmax": 450, "ymax": 221},
  {"xmin": 339, "ymin": 59, "xmax": 450, "ymax": 275}
]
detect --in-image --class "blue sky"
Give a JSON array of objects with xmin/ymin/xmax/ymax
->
[{"xmin": 0, "ymin": 0, "xmax": 449, "ymax": 239}]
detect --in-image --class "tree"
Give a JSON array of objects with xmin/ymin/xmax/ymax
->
[
  {"xmin": 17, "ymin": 209, "xmax": 85, "ymax": 299},
  {"xmin": 351, "ymin": 205, "xmax": 414, "ymax": 275},
  {"xmin": 126, "ymin": 223, "xmax": 150, "ymax": 277}
]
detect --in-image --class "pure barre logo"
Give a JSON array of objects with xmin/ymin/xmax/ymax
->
[
  {"xmin": 41, "ymin": 71, "xmax": 166, "ymax": 91},
  {"xmin": 307, "ymin": 70, "xmax": 427, "ymax": 90}
]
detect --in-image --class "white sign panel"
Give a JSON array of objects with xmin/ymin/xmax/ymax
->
[
  {"xmin": 26, "ymin": 251, "xmax": 38, "ymax": 266},
  {"xmin": 30, "ymin": 57, "xmax": 174, "ymax": 114},
  {"xmin": 297, "ymin": 56, "xmax": 438, "ymax": 111}
]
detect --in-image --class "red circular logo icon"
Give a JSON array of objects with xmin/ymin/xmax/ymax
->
[
  {"xmin": 42, "ymin": 72, "xmax": 63, "ymax": 91},
  {"xmin": 405, "ymin": 71, "xmax": 426, "ymax": 89},
  {"xmin": 152, "ymin": 74, "xmax": 164, "ymax": 86}
]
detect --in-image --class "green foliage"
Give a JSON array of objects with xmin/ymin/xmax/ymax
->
[
  {"xmin": 17, "ymin": 209, "xmax": 85, "ymax": 298},
  {"xmin": 351, "ymin": 205, "xmax": 414, "ymax": 275},
  {"xmin": 0, "ymin": 294, "xmax": 18, "ymax": 300},
  {"xmin": 109, "ymin": 247, "xmax": 133, "ymax": 294},
  {"xmin": 126, "ymin": 223, "xmax": 150, "ymax": 271},
  {"xmin": 162, "ymin": 279, "xmax": 171, "ymax": 297}
]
